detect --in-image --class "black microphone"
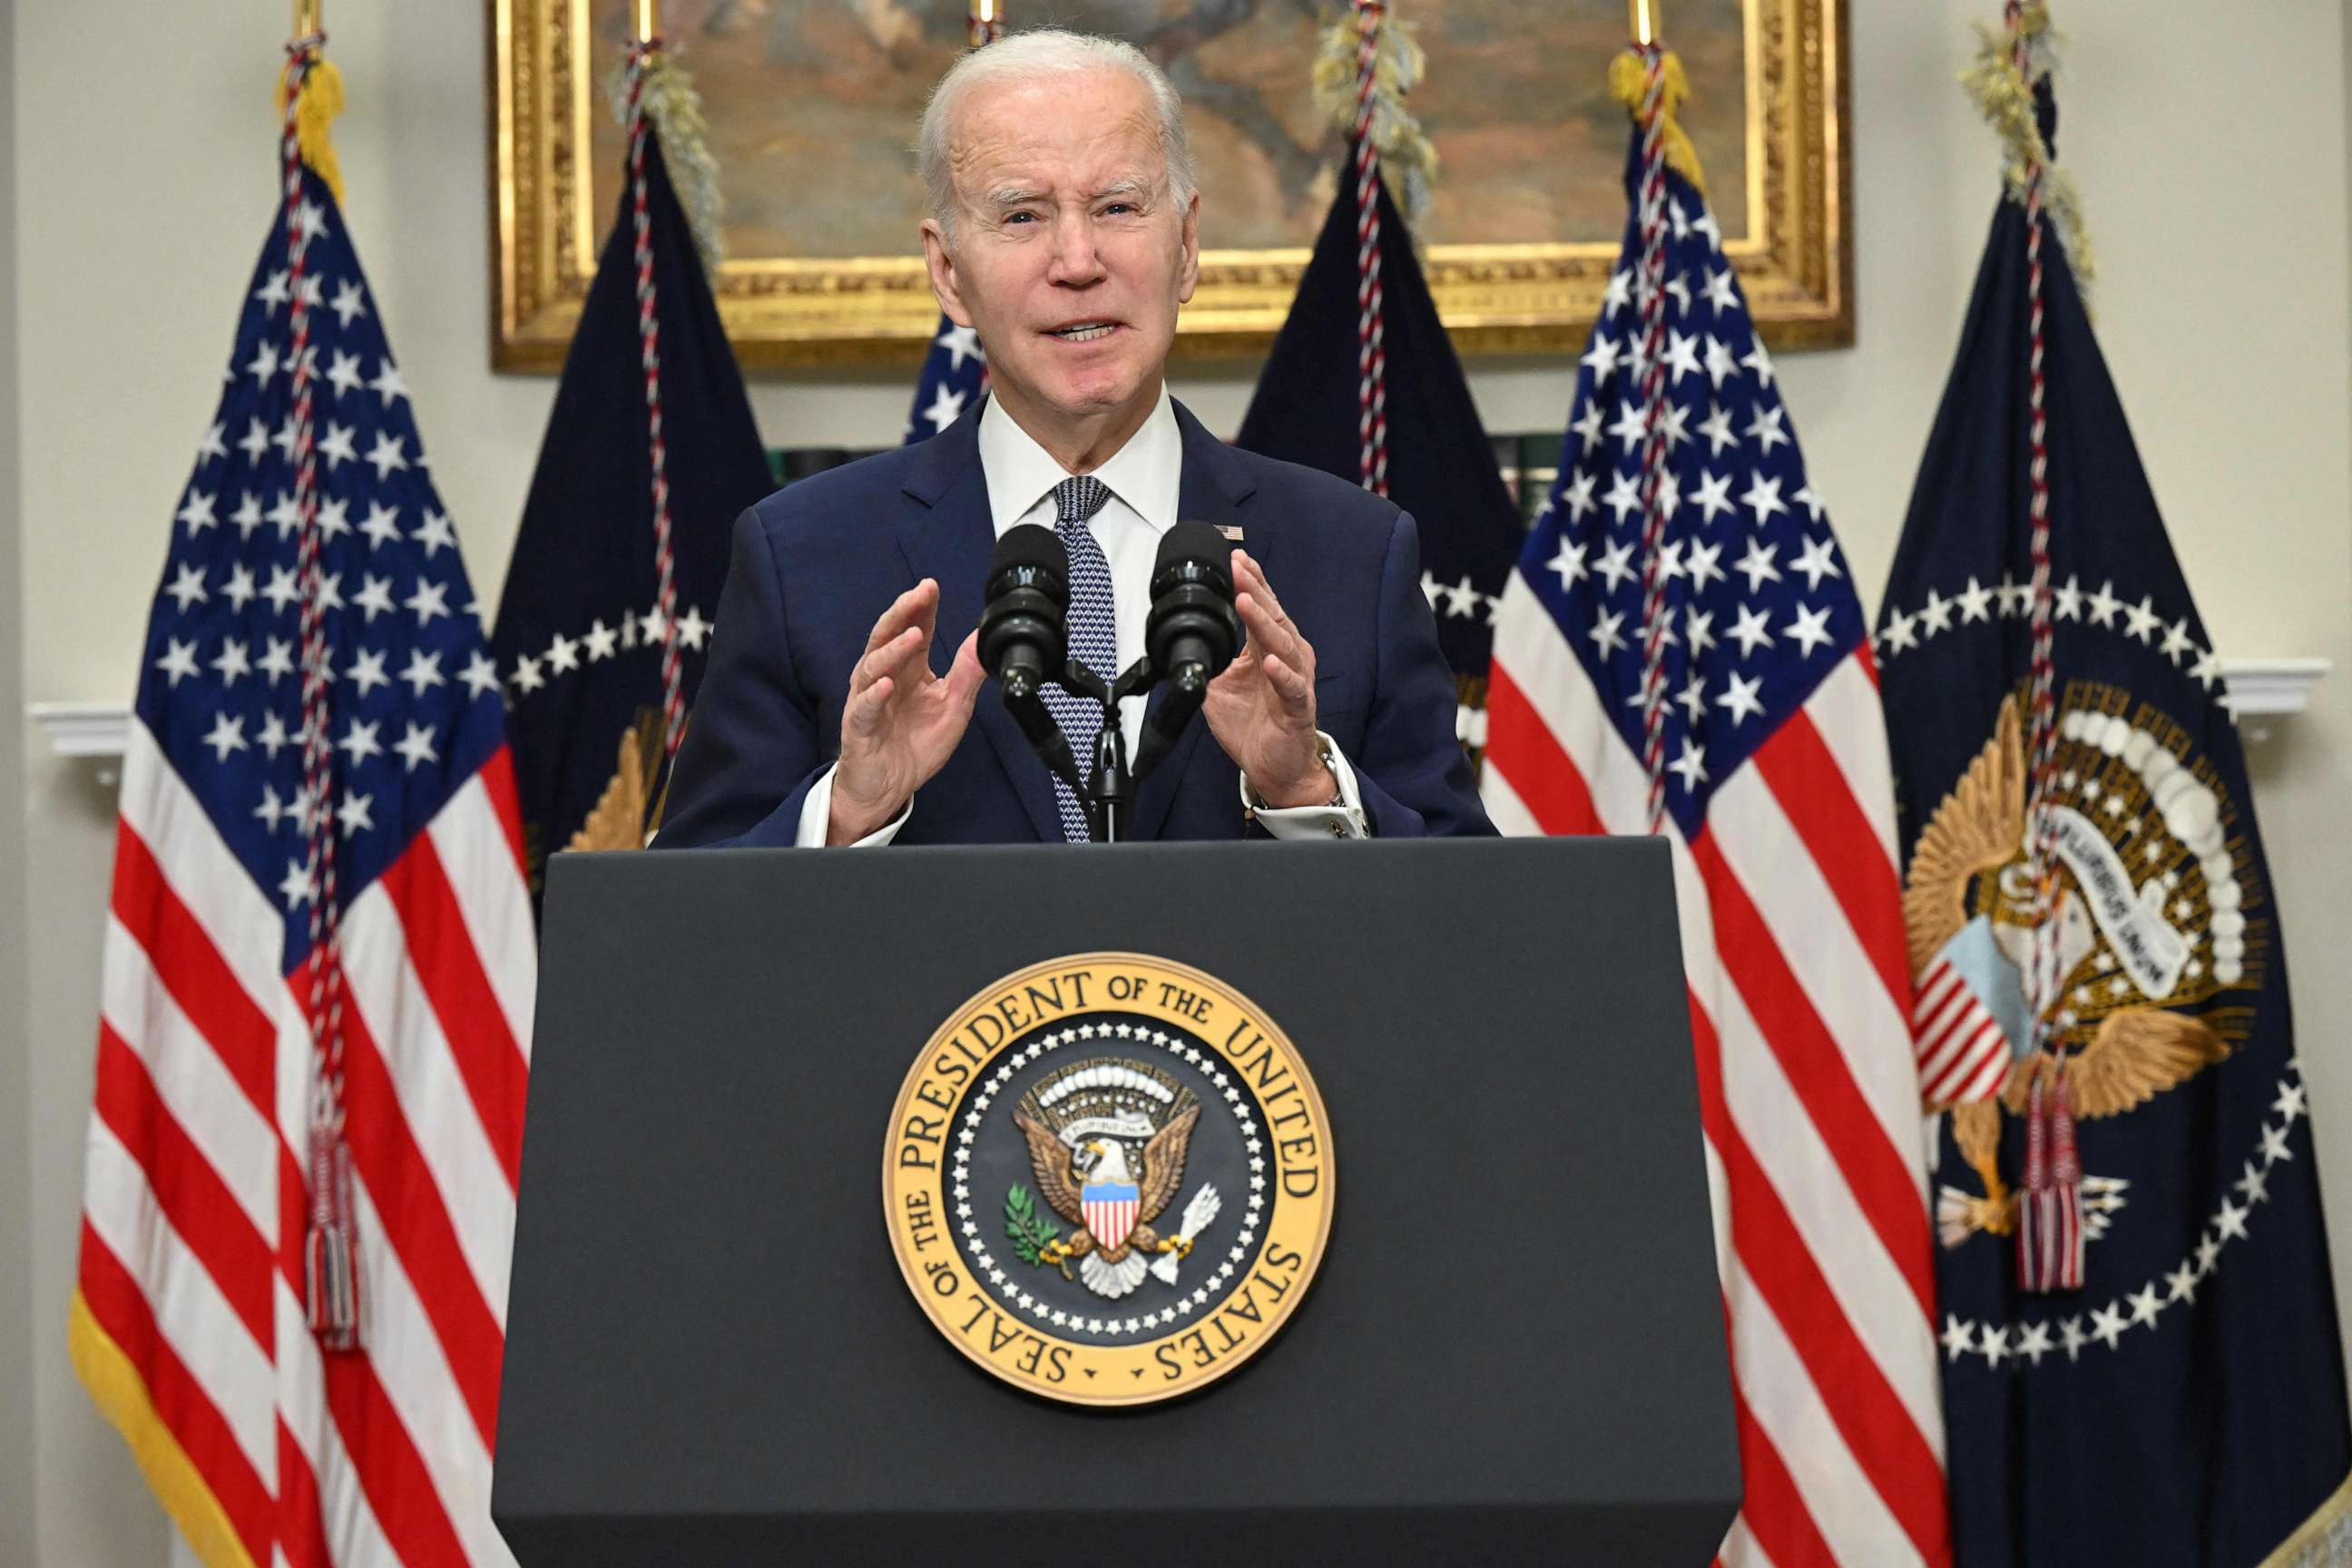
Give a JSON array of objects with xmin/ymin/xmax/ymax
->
[
  {"xmin": 977, "ymin": 524, "xmax": 1070, "ymax": 701},
  {"xmin": 1145, "ymin": 520, "xmax": 1241, "ymax": 694},
  {"xmin": 1132, "ymin": 521, "xmax": 1241, "ymax": 781}
]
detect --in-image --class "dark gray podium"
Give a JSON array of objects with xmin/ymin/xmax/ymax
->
[{"xmin": 495, "ymin": 838, "xmax": 1736, "ymax": 1564}]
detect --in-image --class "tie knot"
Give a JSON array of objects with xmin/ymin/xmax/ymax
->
[{"xmin": 1053, "ymin": 475, "xmax": 1112, "ymax": 529}]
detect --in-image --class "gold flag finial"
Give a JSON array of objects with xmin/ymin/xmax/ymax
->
[
  {"xmin": 633, "ymin": 0, "xmax": 661, "ymax": 44},
  {"xmin": 277, "ymin": 2, "xmax": 346, "ymax": 205},
  {"xmin": 1630, "ymin": 0, "xmax": 1659, "ymax": 47}
]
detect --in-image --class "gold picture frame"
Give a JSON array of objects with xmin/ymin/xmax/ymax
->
[{"xmin": 490, "ymin": 0, "xmax": 1849, "ymax": 371}]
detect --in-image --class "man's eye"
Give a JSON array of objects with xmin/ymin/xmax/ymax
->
[
  {"xmin": 1004, "ymin": 211, "xmax": 1036, "ymax": 225},
  {"xmin": 1102, "ymin": 203, "xmax": 1132, "ymax": 217}
]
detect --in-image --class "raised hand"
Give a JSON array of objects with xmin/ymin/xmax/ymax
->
[
  {"xmin": 830, "ymin": 579, "xmax": 985, "ymax": 843},
  {"xmin": 1201, "ymin": 550, "xmax": 1334, "ymax": 808}
]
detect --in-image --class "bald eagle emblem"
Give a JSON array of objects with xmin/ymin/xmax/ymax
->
[
  {"xmin": 1004, "ymin": 1057, "xmax": 1222, "ymax": 1300},
  {"xmin": 1906, "ymin": 689, "xmax": 2261, "ymax": 1250}
]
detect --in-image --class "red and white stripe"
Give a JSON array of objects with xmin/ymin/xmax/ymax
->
[
  {"xmin": 1484, "ymin": 593, "xmax": 1952, "ymax": 1568},
  {"xmin": 1084, "ymin": 1194, "xmax": 1139, "ymax": 1255},
  {"xmin": 76, "ymin": 720, "xmax": 534, "ymax": 1567},
  {"xmin": 1350, "ymin": 0, "xmax": 1389, "ymax": 498},
  {"xmin": 1911, "ymin": 955, "xmax": 2011, "ymax": 1107}
]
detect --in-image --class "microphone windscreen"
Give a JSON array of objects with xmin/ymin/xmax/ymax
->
[
  {"xmin": 1152, "ymin": 520, "xmax": 1234, "ymax": 594},
  {"xmin": 989, "ymin": 523, "xmax": 1070, "ymax": 593}
]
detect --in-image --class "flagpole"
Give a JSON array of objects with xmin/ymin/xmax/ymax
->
[
  {"xmin": 969, "ymin": 0, "xmax": 1001, "ymax": 47},
  {"xmin": 1630, "ymin": 0, "xmax": 1657, "ymax": 47},
  {"xmin": 295, "ymin": 0, "xmax": 321, "ymax": 38},
  {"xmin": 634, "ymin": 0, "xmax": 661, "ymax": 44}
]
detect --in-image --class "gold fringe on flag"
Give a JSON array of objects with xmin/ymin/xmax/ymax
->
[
  {"xmin": 1312, "ymin": 10, "xmax": 1438, "ymax": 228},
  {"xmin": 1963, "ymin": 3, "xmax": 2095, "ymax": 299},
  {"xmin": 606, "ymin": 49, "xmax": 728, "ymax": 276},
  {"xmin": 2258, "ymin": 1467, "xmax": 2352, "ymax": 1568},
  {"xmin": 1605, "ymin": 48, "xmax": 1706, "ymax": 194},
  {"xmin": 70, "ymin": 1291, "xmax": 259, "ymax": 1568},
  {"xmin": 273, "ymin": 54, "xmax": 347, "ymax": 207}
]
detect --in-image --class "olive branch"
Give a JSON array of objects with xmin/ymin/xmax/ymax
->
[{"xmin": 1004, "ymin": 1183, "xmax": 1060, "ymax": 1266}]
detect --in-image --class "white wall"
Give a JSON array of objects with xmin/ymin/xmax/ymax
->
[
  {"xmin": 9, "ymin": 0, "xmax": 2350, "ymax": 1559},
  {"xmin": 0, "ymin": 0, "xmax": 39, "ymax": 1557}
]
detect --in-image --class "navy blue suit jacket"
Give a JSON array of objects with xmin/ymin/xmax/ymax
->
[{"xmin": 656, "ymin": 400, "xmax": 1494, "ymax": 848}]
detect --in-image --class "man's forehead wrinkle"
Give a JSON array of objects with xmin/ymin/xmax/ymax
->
[{"xmin": 944, "ymin": 81, "xmax": 1171, "ymax": 207}]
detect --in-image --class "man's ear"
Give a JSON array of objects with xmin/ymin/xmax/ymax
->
[
  {"xmin": 1174, "ymin": 191, "xmax": 1201, "ymax": 305},
  {"xmin": 921, "ymin": 219, "xmax": 975, "ymax": 328}
]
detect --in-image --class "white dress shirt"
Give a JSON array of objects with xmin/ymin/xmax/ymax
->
[{"xmin": 797, "ymin": 389, "xmax": 1368, "ymax": 845}]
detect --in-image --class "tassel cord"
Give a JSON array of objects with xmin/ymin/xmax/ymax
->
[
  {"xmin": 1351, "ymin": 2, "xmax": 1388, "ymax": 499},
  {"xmin": 281, "ymin": 34, "xmax": 360, "ymax": 1349},
  {"xmin": 625, "ymin": 44, "xmax": 688, "ymax": 760},
  {"xmin": 1628, "ymin": 45, "xmax": 1673, "ymax": 835}
]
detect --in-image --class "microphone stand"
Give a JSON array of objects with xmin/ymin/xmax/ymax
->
[
  {"xmin": 1004, "ymin": 652, "xmax": 1208, "ymax": 843},
  {"xmin": 1046, "ymin": 658, "xmax": 1169, "ymax": 843}
]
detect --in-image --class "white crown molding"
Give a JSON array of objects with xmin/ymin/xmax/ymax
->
[
  {"xmin": 29, "ymin": 701, "xmax": 131, "ymax": 759},
  {"xmin": 2215, "ymin": 657, "xmax": 2330, "ymax": 718},
  {"xmin": 24, "ymin": 658, "xmax": 2330, "ymax": 774}
]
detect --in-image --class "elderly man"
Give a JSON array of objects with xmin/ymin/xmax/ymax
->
[{"xmin": 657, "ymin": 30, "xmax": 1490, "ymax": 848}]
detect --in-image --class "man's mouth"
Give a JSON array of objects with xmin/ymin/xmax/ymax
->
[{"xmin": 1045, "ymin": 321, "xmax": 1120, "ymax": 342}]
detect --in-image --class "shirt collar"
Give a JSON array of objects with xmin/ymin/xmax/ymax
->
[{"xmin": 977, "ymin": 388, "xmax": 1181, "ymax": 537}]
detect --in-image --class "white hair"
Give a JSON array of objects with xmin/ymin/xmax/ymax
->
[{"xmin": 917, "ymin": 29, "xmax": 1196, "ymax": 244}]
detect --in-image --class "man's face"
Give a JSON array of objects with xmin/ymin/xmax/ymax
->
[{"xmin": 922, "ymin": 68, "xmax": 1200, "ymax": 436}]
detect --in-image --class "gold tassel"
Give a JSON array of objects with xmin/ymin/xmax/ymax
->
[
  {"xmin": 1606, "ymin": 49, "xmax": 1705, "ymax": 195},
  {"xmin": 274, "ymin": 55, "xmax": 348, "ymax": 207},
  {"xmin": 1311, "ymin": 11, "xmax": 1439, "ymax": 228},
  {"xmin": 607, "ymin": 51, "xmax": 728, "ymax": 275},
  {"xmin": 1962, "ymin": 3, "xmax": 2095, "ymax": 299}
]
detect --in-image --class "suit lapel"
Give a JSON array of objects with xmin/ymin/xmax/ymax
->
[
  {"xmin": 1130, "ymin": 402, "xmax": 1262, "ymax": 840},
  {"xmin": 897, "ymin": 407, "xmax": 1061, "ymax": 842}
]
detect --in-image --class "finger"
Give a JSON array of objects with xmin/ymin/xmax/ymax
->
[
  {"xmin": 844, "ymin": 673, "xmax": 895, "ymax": 738},
  {"xmin": 909, "ymin": 580, "xmax": 940, "ymax": 654},
  {"xmin": 1233, "ymin": 551, "xmax": 1289, "ymax": 624},
  {"xmin": 941, "ymin": 632, "xmax": 987, "ymax": 713},
  {"xmin": 850, "ymin": 624, "xmax": 926, "ymax": 696},
  {"xmin": 1259, "ymin": 652, "xmax": 1315, "ymax": 708},
  {"xmin": 862, "ymin": 578, "xmax": 937, "ymax": 657},
  {"xmin": 1235, "ymin": 591, "xmax": 1298, "ymax": 669}
]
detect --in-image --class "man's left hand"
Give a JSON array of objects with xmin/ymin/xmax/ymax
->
[{"xmin": 1201, "ymin": 549, "xmax": 1335, "ymax": 808}]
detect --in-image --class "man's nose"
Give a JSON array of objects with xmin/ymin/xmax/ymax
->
[{"xmin": 1045, "ymin": 218, "xmax": 1106, "ymax": 286}]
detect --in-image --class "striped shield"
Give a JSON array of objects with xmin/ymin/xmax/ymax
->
[{"xmin": 1082, "ymin": 1181, "xmax": 1140, "ymax": 1253}]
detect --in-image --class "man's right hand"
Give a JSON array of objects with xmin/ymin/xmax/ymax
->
[{"xmin": 828, "ymin": 579, "xmax": 985, "ymax": 844}]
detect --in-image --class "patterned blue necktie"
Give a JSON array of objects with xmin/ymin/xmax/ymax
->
[{"xmin": 1041, "ymin": 475, "xmax": 1116, "ymax": 842}]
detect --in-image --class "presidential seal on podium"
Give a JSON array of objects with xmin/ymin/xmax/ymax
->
[{"xmin": 883, "ymin": 954, "xmax": 1335, "ymax": 1406}]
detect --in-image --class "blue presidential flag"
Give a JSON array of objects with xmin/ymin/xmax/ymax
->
[
  {"xmin": 489, "ymin": 115, "xmax": 771, "ymax": 894},
  {"xmin": 1877, "ymin": 49, "xmax": 2351, "ymax": 1568},
  {"xmin": 1234, "ymin": 148, "xmax": 1523, "ymax": 743}
]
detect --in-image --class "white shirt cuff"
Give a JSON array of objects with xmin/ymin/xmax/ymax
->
[
  {"xmin": 1240, "ymin": 732, "xmax": 1370, "ymax": 840},
  {"xmin": 795, "ymin": 764, "xmax": 912, "ymax": 848}
]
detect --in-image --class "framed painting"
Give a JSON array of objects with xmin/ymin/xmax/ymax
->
[{"xmin": 491, "ymin": 0, "xmax": 1849, "ymax": 369}]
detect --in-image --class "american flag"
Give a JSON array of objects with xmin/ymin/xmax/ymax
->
[
  {"xmin": 903, "ymin": 316, "xmax": 987, "ymax": 444},
  {"xmin": 70, "ymin": 89, "xmax": 533, "ymax": 1568},
  {"xmin": 1481, "ymin": 83, "xmax": 1953, "ymax": 1568}
]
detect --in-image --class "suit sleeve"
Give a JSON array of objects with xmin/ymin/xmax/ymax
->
[
  {"xmin": 652, "ymin": 508, "xmax": 832, "ymax": 848},
  {"xmin": 1349, "ymin": 509, "xmax": 1498, "ymax": 838}
]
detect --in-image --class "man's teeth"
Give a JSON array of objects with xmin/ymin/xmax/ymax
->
[{"xmin": 1052, "ymin": 323, "xmax": 1115, "ymax": 341}]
